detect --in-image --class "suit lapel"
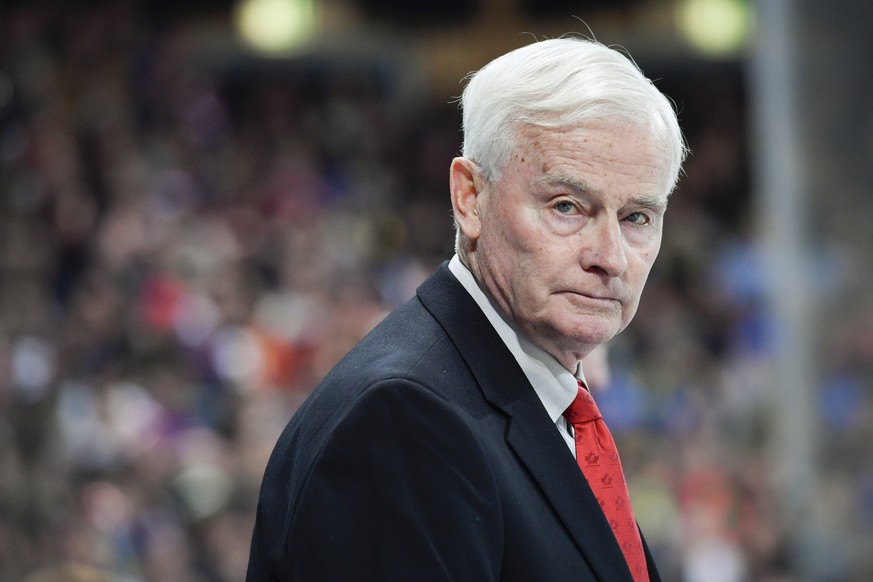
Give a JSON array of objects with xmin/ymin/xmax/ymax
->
[
  {"xmin": 501, "ymin": 389, "xmax": 635, "ymax": 581},
  {"xmin": 642, "ymin": 531, "xmax": 662, "ymax": 582},
  {"xmin": 417, "ymin": 264, "xmax": 635, "ymax": 581}
]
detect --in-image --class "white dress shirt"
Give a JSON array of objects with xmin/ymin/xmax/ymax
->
[{"xmin": 448, "ymin": 255, "xmax": 583, "ymax": 455}]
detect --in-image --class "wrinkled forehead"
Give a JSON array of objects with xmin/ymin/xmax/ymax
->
[{"xmin": 509, "ymin": 119, "xmax": 674, "ymax": 197}]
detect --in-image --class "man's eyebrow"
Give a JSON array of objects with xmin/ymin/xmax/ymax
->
[
  {"xmin": 531, "ymin": 173, "xmax": 594, "ymax": 195},
  {"xmin": 532, "ymin": 174, "xmax": 668, "ymax": 212},
  {"xmin": 630, "ymin": 195, "xmax": 668, "ymax": 212}
]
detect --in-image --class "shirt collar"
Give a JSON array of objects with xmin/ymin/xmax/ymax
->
[{"xmin": 448, "ymin": 255, "xmax": 581, "ymax": 422}]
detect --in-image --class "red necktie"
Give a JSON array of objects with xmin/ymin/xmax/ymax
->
[{"xmin": 564, "ymin": 382, "xmax": 649, "ymax": 581}]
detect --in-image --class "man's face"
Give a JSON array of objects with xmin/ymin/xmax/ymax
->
[{"xmin": 459, "ymin": 119, "xmax": 670, "ymax": 370}]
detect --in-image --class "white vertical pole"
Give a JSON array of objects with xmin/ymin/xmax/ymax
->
[{"xmin": 747, "ymin": 0, "xmax": 818, "ymax": 574}]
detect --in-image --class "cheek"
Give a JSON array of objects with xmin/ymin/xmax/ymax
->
[
  {"xmin": 638, "ymin": 251, "xmax": 657, "ymax": 275},
  {"xmin": 482, "ymin": 210, "xmax": 538, "ymax": 263},
  {"xmin": 623, "ymin": 249, "xmax": 659, "ymax": 298},
  {"xmin": 634, "ymin": 237, "xmax": 662, "ymax": 274}
]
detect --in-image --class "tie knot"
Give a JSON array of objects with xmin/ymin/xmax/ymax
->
[{"xmin": 563, "ymin": 385, "xmax": 602, "ymax": 425}]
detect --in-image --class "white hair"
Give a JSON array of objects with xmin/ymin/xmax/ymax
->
[{"xmin": 460, "ymin": 37, "xmax": 687, "ymax": 193}]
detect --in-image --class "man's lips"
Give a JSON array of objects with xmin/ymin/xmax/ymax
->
[{"xmin": 559, "ymin": 291, "xmax": 621, "ymax": 304}]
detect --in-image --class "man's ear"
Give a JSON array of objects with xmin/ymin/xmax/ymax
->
[{"xmin": 450, "ymin": 157, "xmax": 484, "ymax": 242}]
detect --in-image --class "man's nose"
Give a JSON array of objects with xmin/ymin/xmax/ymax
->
[{"xmin": 580, "ymin": 218, "xmax": 627, "ymax": 277}]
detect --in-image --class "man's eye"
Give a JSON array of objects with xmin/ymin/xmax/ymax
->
[
  {"xmin": 555, "ymin": 201, "xmax": 575, "ymax": 214},
  {"xmin": 625, "ymin": 212, "xmax": 649, "ymax": 225}
]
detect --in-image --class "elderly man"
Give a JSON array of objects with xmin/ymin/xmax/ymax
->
[{"xmin": 247, "ymin": 37, "xmax": 686, "ymax": 581}]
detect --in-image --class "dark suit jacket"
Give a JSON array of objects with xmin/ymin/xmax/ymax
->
[{"xmin": 247, "ymin": 263, "xmax": 661, "ymax": 581}]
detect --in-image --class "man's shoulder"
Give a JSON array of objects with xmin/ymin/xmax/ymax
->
[
  {"xmin": 332, "ymin": 292, "xmax": 459, "ymax": 391},
  {"xmin": 268, "ymin": 292, "xmax": 478, "ymax": 472},
  {"xmin": 276, "ymin": 265, "xmax": 495, "ymax": 455},
  {"xmin": 337, "ymin": 298, "xmax": 445, "ymax": 372},
  {"xmin": 338, "ymin": 264, "xmax": 472, "ymax": 380}
]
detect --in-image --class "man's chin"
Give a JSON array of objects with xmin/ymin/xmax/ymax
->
[
  {"xmin": 532, "ymin": 319, "xmax": 619, "ymax": 364},
  {"xmin": 565, "ymin": 315, "xmax": 620, "ymax": 343}
]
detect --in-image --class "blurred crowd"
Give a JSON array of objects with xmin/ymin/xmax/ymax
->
[{"xmin": 1, "ymin": 3, "xmax": 872, "ymax": 581}]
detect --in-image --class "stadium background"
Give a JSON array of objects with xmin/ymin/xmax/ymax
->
[{"xmin": 1, "ymin": 1, "xmax": 872, "ymax": 580}]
